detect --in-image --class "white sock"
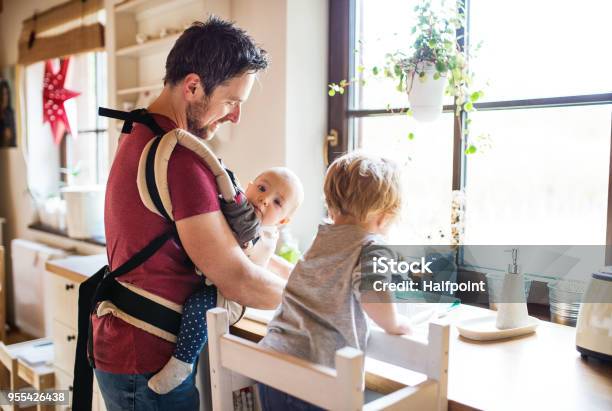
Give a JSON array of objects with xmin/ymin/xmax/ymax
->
[{"xmin": 147, "ymin": 356, "xmax": 193, "ymax": 394}]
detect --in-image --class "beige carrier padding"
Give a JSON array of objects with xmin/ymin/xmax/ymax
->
[
  {"xmin": 96, "ymin": 281, "xmax": 182, "ymax": 343},
  {"xmin": 100, "ymin": 129, "xmax": 245, "ymax": 338},
  {"xmin": 136, "ymin": 138, "xmax": 161, "ymax": 217},
  {"xmin": 137, "ymin": 129, "xmax": 237, "ymax": 220}
]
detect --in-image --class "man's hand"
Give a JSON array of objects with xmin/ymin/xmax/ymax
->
[{"xmin": 176, "ymin": 211, "xmax": 285, "ymax": 309}]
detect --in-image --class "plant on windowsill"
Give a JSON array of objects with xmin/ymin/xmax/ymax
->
[{"xmin": 329, "ymin": 0, "xmax": 485, "ymax": 152}]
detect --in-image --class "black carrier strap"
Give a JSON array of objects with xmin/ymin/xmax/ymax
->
[
  {"xmin": 73, "ymin": 108, "xmax": 179, "ymax": 411},
  {"xmin": 98, "ymin": 107, "xmax": 165, "ymax": 136},
  {"xmin": 99, "ymin": 107, "xmax": 172, "ymax": 221},
  {"xmin": 145, "ymin": 137, "xmax": 173, "ymax": 221},
  {"xmin": 73, "ymin": 231, "xmax": 175, "ymax": 411}
]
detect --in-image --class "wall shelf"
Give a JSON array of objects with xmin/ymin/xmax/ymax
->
[
  {"xmin": 117, "ymin": 84, "xmax": 163, "ymax": 96},
  {"xmin": 115, "ymin": 33, "xmax": 180, "ymax": 58},
  {"xmin": 28, "ymin": 223, "xmax": 106, "ymax": 247},
  {"xmin": 115, "ymin": 0, "xmax": 198, "ymax": 15}
]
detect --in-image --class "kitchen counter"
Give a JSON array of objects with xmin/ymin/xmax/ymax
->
[{"xmin": 46, "ymin": 254, "xmax": 612, "ymax": 411}]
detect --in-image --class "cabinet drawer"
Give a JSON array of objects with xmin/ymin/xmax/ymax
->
[
  {"xmin": 53, "ymin": 367, "xmax": 73, "ymax": 411},
  {"xmin": 52, "ymin": 320, "xmax": 77, "ymax": 375},
  {"xmin": 49, "ymin": 274, "xmax": 79, "ymax": 329}
]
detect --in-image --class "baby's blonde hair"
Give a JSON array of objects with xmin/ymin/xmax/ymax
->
[{"xmin": 324, "ymin": 152, "xmax": 402, "ymax": 222}]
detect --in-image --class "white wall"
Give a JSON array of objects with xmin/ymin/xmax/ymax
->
[
  {"xmin": 285, "ymin": 0, "xmax": 328, "ymax": 249},
  {"xmin": 214, "ymin": 0, "xmax": 328, "ymax": 250}
]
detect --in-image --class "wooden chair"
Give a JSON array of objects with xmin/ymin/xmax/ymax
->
[
  {"xmin": 0, "ymin": 340, "xmax": 55, "ymax": 411},
  {"xmin": 207, "ymin": 307, "xmax": 450, "ymax": 411},
  {"xmin": 0, "ymin": 341, "xmax": 18, "ymax": 411}
]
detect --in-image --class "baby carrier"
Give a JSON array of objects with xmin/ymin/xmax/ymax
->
[{"xmin": 72, "ymin": 108, "xmax": 260, "ymax": 410}]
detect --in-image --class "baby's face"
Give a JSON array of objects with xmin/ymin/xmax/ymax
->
[{"xmin": 245, "ymin": 171, "xmax": 298, "ymax": 226}]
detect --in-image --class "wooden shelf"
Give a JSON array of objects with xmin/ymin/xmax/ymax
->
[
  {"xmin": 115, "ymin": 33, "xmax": 180, "ymax": 58},
  {"xmin": 28, "ymin": 223, "xmax": 106, "ymax": 247},
  {"xmin": 115, "ymin": 0, "xmax": 197, "ymax": 14},
  {"xmin": 117, "ymin": 84, "xmax": 163, "ymax": 96}
]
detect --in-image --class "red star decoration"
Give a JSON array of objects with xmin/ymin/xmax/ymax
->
[{"xmin": 43, "ymin": 58, "xmax": 80, "ymax": 145}]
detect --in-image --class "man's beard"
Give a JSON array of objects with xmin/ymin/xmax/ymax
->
[{"xmin": 186, "ymin": 96, "xmax": 214, "ymax": 140}]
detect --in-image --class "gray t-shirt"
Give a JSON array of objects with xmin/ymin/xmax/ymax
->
[{"xmin": 259, "ymin": 223, "xmax": 392, "ymax": 368}]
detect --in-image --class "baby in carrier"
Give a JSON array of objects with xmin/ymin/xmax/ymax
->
[{"xmin": 147, "ymin": 166, "xmax": 304, "ymax": 394}]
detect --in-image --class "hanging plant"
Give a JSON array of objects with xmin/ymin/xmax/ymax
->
[{"xmin": 329, "ymin": 0, "xmax": 486, "ymax": 153}]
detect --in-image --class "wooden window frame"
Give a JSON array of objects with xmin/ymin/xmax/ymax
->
[{"xmin": 327, "ymin": 0, "xmax": 612, "ymax": 262}]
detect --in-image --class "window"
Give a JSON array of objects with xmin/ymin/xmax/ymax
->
[
  {"xmin": 328, "ymin": 0, "xmax": 612, "ymax": 257},
  {"xmin": 24, "ymin": 51, "xmax": 108, "ymax": 200}
]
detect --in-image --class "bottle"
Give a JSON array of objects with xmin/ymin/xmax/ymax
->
[{"xmin": 496, "ymin": 249, "xmax": 529, "ymax": 329}]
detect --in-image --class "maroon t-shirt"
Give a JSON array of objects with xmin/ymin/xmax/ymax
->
[{"xmin": 94, "ymin": 114, "xmax": 220, "ymax": 374}]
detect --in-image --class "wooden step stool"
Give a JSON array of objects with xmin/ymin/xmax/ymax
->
[{"xmin": 0, "ymin": 339, "xmax": 55, "ymax": 411}]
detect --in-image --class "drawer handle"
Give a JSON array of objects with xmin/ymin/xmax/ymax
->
[
  {"xmin": 67, "ymin": 335, "xmax": 76, "ymax": 342},
  {"xmin": 65, "ymin": 284, "xmax": 75, "ymax": 290}
]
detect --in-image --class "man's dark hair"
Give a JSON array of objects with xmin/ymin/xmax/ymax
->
[{"xmin": 164, "ymin": 16, "xmax": 268, "ymax": 95}]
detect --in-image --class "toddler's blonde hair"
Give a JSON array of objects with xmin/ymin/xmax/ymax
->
[{"xmin": 324, "ymin": 151, "xmax": 402, "ymax": 222}]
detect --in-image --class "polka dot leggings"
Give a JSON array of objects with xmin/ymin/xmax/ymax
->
[{"xmin": 174, "ymin": 284, "xmax": 218, "ymax": 364}]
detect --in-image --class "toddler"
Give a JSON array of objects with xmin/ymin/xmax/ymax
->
[
  {"xmin": 148, "ymin": 167, "xmax": 304, "ymax": 394},
  {"xmin": 258, "ymin": 152, "xmax": 412, "ymax": 410}
]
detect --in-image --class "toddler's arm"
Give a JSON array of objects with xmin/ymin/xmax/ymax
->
[
  {"xmin": 362, "ymin": 300, "xmax": 412, "ymax": 335},
  {"xmin": 266, "ymin": 254, "xmax": 294, "ymax": 280},
  {"xmin": 358, "ymin": 244, "xmax": 412, "ymax": 335}
]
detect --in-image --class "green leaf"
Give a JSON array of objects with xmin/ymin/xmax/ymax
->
[
  {"xmin": 464, "ymin": 101, "xmax": 474, "ymax": 111},
  {"xmin": 396, "ymin": 73, "xmax": 405, "ymax": 91},
  {"xmin": 433, "ymin": 72, "xmax": 441, "ymax": 80},
  {"xmin": 328, "ymin": 89, "xmax": 336, "ymax": 97},
  {"xmin": 465, "ymin": 145, "xmax": 477, "ymax": 154},
  {"xmin": 428, "ymin": 39, "xmax": 437, "ymax": 49},
  {"xmin": 372, "ymin": 66, "xmax": 379, "ymax": 75},
  {"xmin": 411, "ymin": 26, "xmax": 417, "ymax": 34},
  {"xmin": 408, "ymin": 132, "xmax": 415, "ymax": 140},
  {"xmin": 357, "ymin": 65, "xmax": 365, "ymax": 73},
  {"xmin": 435, "ymin": 61, "xmax": 447, "ymax": 73},
  {"xmin": 338, "ymin": 87, "xmax": 345, "ymax": 94},
  {"xmin": 394, "ymin": 64, "xmax": 402, "ymax": 77},
  {"xmin": 406, "ymin": 109, "xmax": 414, "ymax": 117},
  {"xmin": 470, "ymin": 91, "xmax": 480, "ymax": 102}
]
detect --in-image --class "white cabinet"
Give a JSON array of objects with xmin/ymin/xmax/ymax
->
[{"xmin": 47, "ymin": 272, "xmax": 106, "ymax": 411}]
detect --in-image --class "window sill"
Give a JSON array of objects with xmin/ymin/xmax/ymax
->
[{"xmin": 28, "ymin": 223, "xmax": 106, "ymax": 247}]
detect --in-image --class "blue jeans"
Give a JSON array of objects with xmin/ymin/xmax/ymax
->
[
  {"xmin": 95, "ymin": 368, "xmax": 199, "ymax": 411},
  {"xmin": 258, "ymin": 383, "xmax": 325, "ymax": 411}
]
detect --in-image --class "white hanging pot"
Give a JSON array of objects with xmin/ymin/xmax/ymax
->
[{"xmin": 406, "ymin": 61, "xmax": 447, "ymax": 122}]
